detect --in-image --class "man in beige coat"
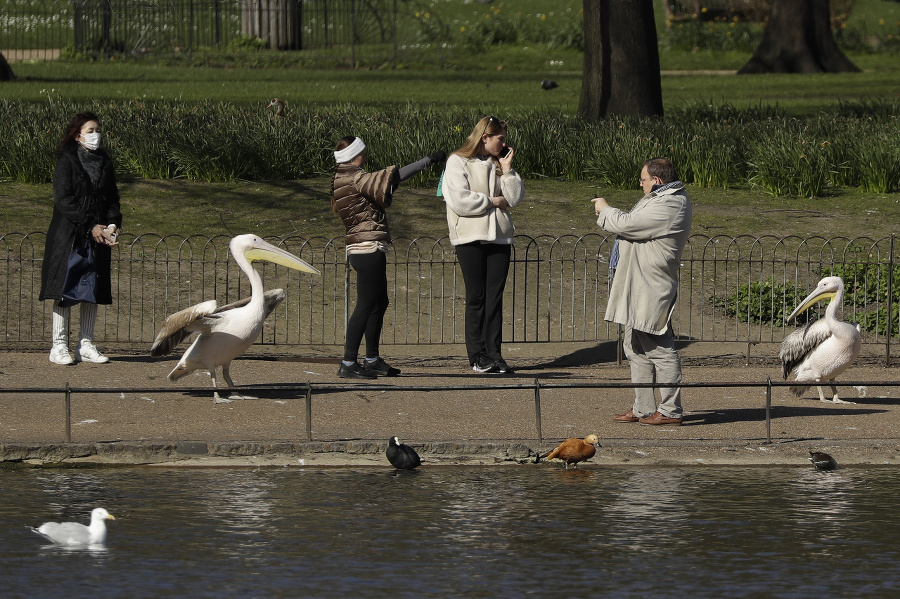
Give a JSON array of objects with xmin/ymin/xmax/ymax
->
[{"xmin": 592, "ymin": 157, "xmax": 692, "ymax": 425}]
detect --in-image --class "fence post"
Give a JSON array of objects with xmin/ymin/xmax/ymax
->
[
  {"xmin": 533, "ymin": 378, "xmax": 543, "ymax": 443},
  {"xmin": 886, "ymin": 234, "xmax": 895, "ymax": 367},
  {"xmin": 65, "ymin": 382, "xmax": 72, "ymax": 443},
  {"xmin": 305, "ymin": 381, "xmax": 312, "ymax": 441},
  {"xmin": 73, "ymin": 1, "xmax": 83, "ymax": 53},
  {"xmin": 616, "ymin": 324, "xmax": 623, "ymax": 366},
  {"xmin": 765, "ymin": 377, "xmax": 772, "ymax": 444}
]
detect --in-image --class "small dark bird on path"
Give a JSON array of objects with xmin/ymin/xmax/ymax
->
[
  {"xmin": 541, "ymin": 80, "xmax": 558, "ymax": 90},
  {"xmin": 267, "ymin": 98, "xmax": 286, "ymax": 118},
  {"xmin": 536, "ymin": 434, "xmax": 600, "ymax": 469},
  {"xmin": 809, "ymin": 451, "xmax": 838, "ymax": 470},
  {"xmin": 387, "ymin": 436, "xmax": 421, "ymax": 470}
]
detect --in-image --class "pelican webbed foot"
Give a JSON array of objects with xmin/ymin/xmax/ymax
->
[{"xmin": 825, "ymin": 397, "xmax": 856, "ymax": 404}]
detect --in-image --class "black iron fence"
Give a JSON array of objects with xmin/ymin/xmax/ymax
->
[
  {"xmin": 0, "ymin": 0, "xmax": 420, "ymax": 64},
  {"xmin": 1, "ymin": 232, "xmax": 897, "ymax": 359}
]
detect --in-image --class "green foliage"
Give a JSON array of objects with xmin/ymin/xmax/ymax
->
[
  {"xmin": 1, "ymin": 99, "xmax": 899, "ymax": 196},
  {"xmin": 746, "ymin": 124, "xmax": 832, "ymax": 198},
  {"xmin": 661, "ymin": 17, "xmax": 763, "ymax": 53},
  {"xmin": 832, "ymin": 261, "xmax": 900, "ymax": 306},
  {"xmin": 227, "ymin": 36, "xmax": 268, "ymax": 51},
  {"xmin": 835, "ymin": 260, "xmax": 900, "ymax": 336},
  {"xmin": 718, "ymin": 262, "xmax": 900, "ymax": 336},
  {"xmin": 716, "ymin": 279, "xmax": 807, "ymax": 327}
]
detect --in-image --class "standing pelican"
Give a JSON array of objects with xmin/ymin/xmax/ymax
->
[
  {"xmin": 779, "ymin": 276, "xmax": 861, "ymax": 404},
  {"xmin": 151, "ymin": 234, "xmax": 319, "ymax": 403}
]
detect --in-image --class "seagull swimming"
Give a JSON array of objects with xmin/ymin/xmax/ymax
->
[{"xmin": 30, "ymin": 507, "xmax": 115, "ymax": 546}]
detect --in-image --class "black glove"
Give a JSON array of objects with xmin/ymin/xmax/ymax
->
[{"xmin": 428, "ymin": 150, "xmax": 447, "ymax": 164}]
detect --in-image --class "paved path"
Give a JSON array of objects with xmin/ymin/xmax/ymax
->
[{"xmin": 1, "ymin": 342, "xmax": 899, "ymax": 467}]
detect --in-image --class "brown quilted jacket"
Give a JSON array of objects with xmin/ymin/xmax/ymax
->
[{"xmin": 331, "ymin": 163, "xmax": 399, "ymax": 245}]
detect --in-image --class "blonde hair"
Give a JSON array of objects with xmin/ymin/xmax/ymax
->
[{"xmin": 454, "ymin": 116, "xmax": 508, "ymax": 169}]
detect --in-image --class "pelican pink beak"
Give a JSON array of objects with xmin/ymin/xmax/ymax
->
[
  {"xmin": 786, "ymin": 277, "xmax": 841, "ymax": 322},
  {"xmin": 233, "ymin": 235, "xmax": 320, "ymax": 275}
]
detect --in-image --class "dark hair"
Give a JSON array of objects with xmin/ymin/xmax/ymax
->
[
  {"xmin": 57, "ymin": 111, "xmax": 100, "ymax": 153},
  {"xmin": 334, "ymin": 135, "xmax": 357, "ymax": 153},
  {"xmin": 644, "ymin": 157, "xmax": 677, "ymax": 183}
]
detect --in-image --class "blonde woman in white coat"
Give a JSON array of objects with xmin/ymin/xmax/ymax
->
[{"xmin": 441, "ymin": 116, "xmax": 525, "ymax": 374}]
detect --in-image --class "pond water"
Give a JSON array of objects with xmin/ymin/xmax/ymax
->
[{"xmin": 2, "ymin": 465, "xmax": 900, "ymax": 598}]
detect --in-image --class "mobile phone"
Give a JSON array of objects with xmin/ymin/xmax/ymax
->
[{"xmin": 499, "ymin": 147, "xmax": 510, "ymax": 158}]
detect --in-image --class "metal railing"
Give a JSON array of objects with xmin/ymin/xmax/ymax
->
[
  {"xmin": 1, "ymin": 232, "xmax": 897, "ymax": 359},
  {"xmin": 5, "ymin": 379, "xmax": 897, "ymax": 445},
  {"xmin": 0, "ymin": 0, "xmax": 423, "ymax": 64}
]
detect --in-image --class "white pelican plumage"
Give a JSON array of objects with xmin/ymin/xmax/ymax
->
[
  {"xmin": 779, "ymin": 276, "xmax": 861, "ymax": 404},
  {"xmin": 150, "ymin": 234, "xmax": 319, "ymax": 403}
]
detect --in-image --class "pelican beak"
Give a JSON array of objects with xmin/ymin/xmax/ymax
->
[
  {"xmin": 244, "ymin": 239, "xmax": 320, "ymax": 275},
  {"xmin": 786, "ymin": 288, "xmax": 837, "ymax": 322}
]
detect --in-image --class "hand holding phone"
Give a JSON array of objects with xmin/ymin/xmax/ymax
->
[
  {"xmin": 102, "ymin": 225, "xmax": 118, "ymax": 245},
  {"xmin": 499, "ymin": 146, "xmax": 511, "ymax": 158}
]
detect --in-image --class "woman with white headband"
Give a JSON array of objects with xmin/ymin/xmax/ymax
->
[{"xmin": 331, "ymin": 136, "xmax": 446, "ymax": 379}]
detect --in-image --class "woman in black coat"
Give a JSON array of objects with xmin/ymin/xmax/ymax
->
[{"xmin": 39, "ymin": 111, "xmax": 122, "ymax": 365}]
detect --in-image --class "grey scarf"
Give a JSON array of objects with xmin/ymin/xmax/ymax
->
[{"xmin": 77, "ymin": 145, "xmax": 104, "ymax": 187}]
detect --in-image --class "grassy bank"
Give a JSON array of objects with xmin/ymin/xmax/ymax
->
[{"xmin": 3, "ymin": 177, "xmax": 897, "ymax": 242}]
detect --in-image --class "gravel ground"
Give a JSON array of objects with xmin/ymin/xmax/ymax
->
[{"xmin": 1, "ymin": 341, "xmax": 899, "ymax": 468}]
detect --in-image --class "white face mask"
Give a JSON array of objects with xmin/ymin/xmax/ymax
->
[{"xmin": 80, "ymin": 131, "xmax": 101, "ymax": 151}]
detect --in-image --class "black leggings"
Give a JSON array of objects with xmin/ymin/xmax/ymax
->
[
  {"xmin": 344, "ymin": 251, "xmax": 389, "ymax": 362},
  {"xmin": 455, "ymin": 242, "xmax": 511, "ymax": 363}
]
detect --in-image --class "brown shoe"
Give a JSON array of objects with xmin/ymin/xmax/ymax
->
[
  {"xmin": 639, "ymin": 411, "xmax": 683, "ymax": 426},
  {"xmin": 613, "ymin": 409, "xmax": 640, "ymax": 423}
]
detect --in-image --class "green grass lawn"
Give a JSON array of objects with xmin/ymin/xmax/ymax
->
[
  {"xmin": 5, "ymin": 51, "xmax": 899, "ymax": 116},
  {"xmin": 3, "ymin": 177, "xmax": 898, "ymax": 242},
  {"xmin": 2, "ymin": 0, "xmax": 898, "ymax": 239}
]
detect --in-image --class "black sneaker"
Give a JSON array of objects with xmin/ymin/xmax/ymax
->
[
  {"xmin": 363, "ymin": 357, "xmax": 401, "ymax": 376},
  {"xmin": 337, "ymin": 362, "xmax": 377, "ymax": 379},
  {"xmin": 472, "ymin": 353, "xmax": 498, "ymax": 374},
  {"xmin": 494, "ymin": 357, "xmax": 512, "ymax": 374}
]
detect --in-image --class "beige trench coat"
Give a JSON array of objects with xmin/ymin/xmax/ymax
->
[{"xmin": 597, "ymin": 185, "xmax": 692, "ymax": 335}]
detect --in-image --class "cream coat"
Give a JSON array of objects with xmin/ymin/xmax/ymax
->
[
  {"xmin": 597, "ymin": 185, "xmax": 692, "ymax": 335},
  {"xmin": 441, "ymin": 153, "xmax": 525, "ymax": 246}
]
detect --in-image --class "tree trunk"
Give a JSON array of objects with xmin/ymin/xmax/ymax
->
[
  {"xmin": 738, "ymin": 0, "xmax": 859, "ymax": 74},
  {"xmin": 579, "ymin": 0, "xmax": 663, "ymax": 120},
  {"xmin": 0, "ymin": 52, "xmax": 15, "ymax": 82},
  {"xmin": 241, "ymin": 0, "xmax": 302, "ymax": 50}
]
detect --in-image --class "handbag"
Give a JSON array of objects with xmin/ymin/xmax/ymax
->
[{"xmin": 60, "ymin": 237, "xmax": 99, "ymax": 306}]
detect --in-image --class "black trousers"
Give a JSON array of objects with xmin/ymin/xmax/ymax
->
[
  {"xmin": 455, "ymin": 242, "xmax": 511, "ymax": 363},
  {"xmin": 344, "ymin": 251, "xmax": 389, "ymax": 362}
]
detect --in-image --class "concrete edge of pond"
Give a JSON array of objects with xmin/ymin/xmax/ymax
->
[{"xmin": 3, "ymin": 438, "xmax": 900, "ymax": 468}]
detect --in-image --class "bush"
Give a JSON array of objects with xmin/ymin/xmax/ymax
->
[
  {"xmin": 1, "ymin": 99, "xmax": 898, "ymax": 195},
  {"xmin": 716, "ymin": 279, "xmax": 808, "ymax": 327}
]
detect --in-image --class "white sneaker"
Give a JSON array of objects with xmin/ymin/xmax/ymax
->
[
  {"xmin": 75, "ymin": 340, "xmax": 110, "ymax": 364},
  {"xmin": 49, "ymin": 345, "xmax": 75, "ymax": 365}
]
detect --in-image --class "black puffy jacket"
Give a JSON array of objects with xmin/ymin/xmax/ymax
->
[{"xmin": 330, "ymin": 163, "xmax": 399, "ymax": 246}]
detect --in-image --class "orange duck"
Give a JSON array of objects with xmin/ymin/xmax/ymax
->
[{"xmin": 536, "ymin": 434, "xmax": 600, "ymax": 469}]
